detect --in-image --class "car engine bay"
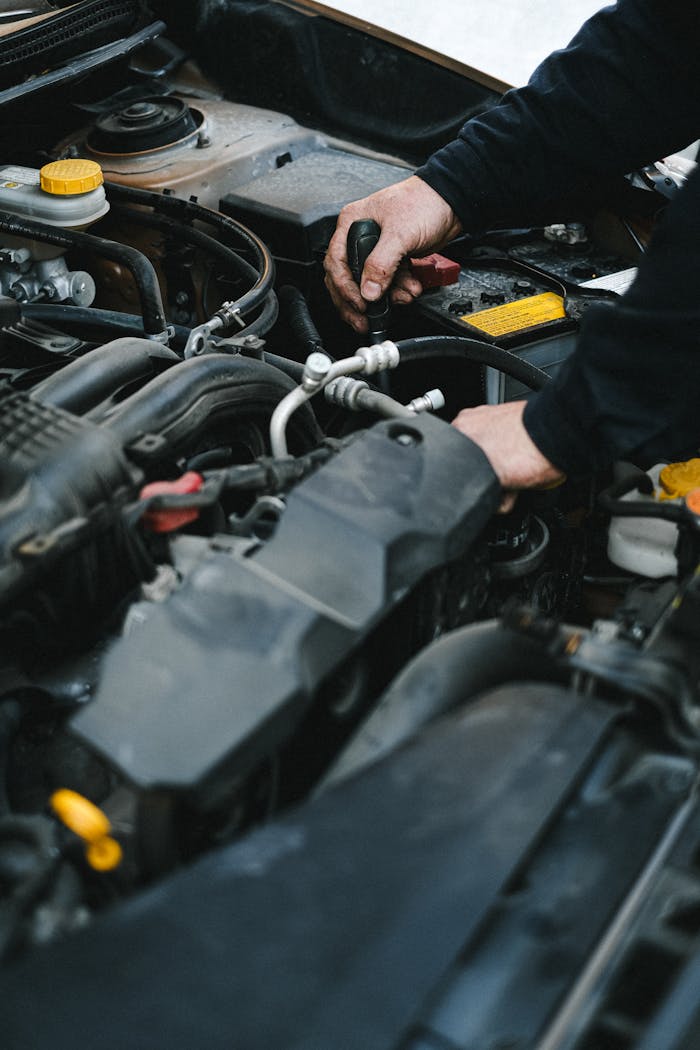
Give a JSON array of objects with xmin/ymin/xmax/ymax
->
[{"xmin": 1, "ymin": 3, "xmax": 700, "ymax": 1048}]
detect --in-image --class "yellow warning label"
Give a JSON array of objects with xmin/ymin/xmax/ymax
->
[{"xmin": 464, "ymin": 292, "xmax": 565, "ymax": 337}]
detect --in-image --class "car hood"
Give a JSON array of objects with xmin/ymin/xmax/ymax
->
[{"xmin": 283, "ymin": 0, "xmax": 609, "ymax": 89}]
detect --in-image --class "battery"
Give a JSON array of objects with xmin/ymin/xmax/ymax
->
[{"xmin": 415, "ymin": 240, "xmax": 631, "ymax": 403}]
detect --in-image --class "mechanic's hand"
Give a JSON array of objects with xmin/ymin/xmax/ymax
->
[
  {"xmin": 324, "ymin": 175, "xmax": 462, "ymax": 333},
  {"xmin": 452, "ymin": 401, "xmax": 564, "ymax": 512}
]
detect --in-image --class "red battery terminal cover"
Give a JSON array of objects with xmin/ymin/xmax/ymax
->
[{"xmin": 409, "ymin": 253, "xmax": 461, "ymax": 289}]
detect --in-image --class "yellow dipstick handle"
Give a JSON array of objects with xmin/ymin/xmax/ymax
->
[{"xmin": 50, "ymin": 788, "xmax": 123, "ymax": 872}]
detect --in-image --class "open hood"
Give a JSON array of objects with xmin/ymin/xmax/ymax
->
[{"xmin": 280, "ymin": 0, "xmax": 609, "ymax": 89}]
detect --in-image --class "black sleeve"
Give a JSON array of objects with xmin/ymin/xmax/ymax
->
[
  {"xmin": 416, "ymin": 0, "xmax": 700, "ymax": 233},
  {"xmin": 523, "ymin": 164, "xmax": 700, "ymax": 475}
]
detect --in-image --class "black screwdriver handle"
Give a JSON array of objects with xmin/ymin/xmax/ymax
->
[{"xmin": 347, "ymin": 219, "xmax": 391, "ymax": 345}]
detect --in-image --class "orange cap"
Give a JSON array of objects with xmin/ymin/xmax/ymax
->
[{"xmin": 659, "ymin": 459, "xmax": 700, "ymax": 501}]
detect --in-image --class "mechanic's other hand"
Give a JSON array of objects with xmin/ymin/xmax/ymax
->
[
  {"xmin": 451, "ymin": 401, "xmax": 564, "ymax": 512},
  {"xmin": 324, "ymin": 176, "xmax": 462, "ymax": 333}
]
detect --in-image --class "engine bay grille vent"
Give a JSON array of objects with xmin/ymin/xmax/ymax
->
[{"xmin": 0, "ymin": 0, "xmax": 148, "ymax": 89}]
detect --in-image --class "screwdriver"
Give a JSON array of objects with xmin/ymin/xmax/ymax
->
[{"xmin": 347, "ymin": 218, "xmax": 391, "ymax": 345}]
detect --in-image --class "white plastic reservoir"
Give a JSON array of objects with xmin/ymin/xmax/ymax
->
[
  {"xmin": 607, "ymin": 465, "xmax": 679, "ymax": 579},
  {"xmin": 0, "ymin": 160, "xmax": 109, "ymax": 227}
]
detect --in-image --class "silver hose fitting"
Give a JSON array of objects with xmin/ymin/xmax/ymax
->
[
  {"xmin": 407, "ymin": 388, "xmax": 446, "ymax": 414},
  {"xmin": 356, "ymin": 340, "xmax": 400, "ymax": 374},
  {"xmin": 184, "ymin": 316, "xmax": 224, "ymax": 358},
  {"xmin": 302, "ymin": 351, "xmax": 333, "ymax": 390},
  {"xmin": 324, "ymin": 376, "xmax": 370, "ymax": 410}
]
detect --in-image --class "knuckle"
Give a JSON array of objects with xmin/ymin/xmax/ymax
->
[{"xmin": 338, "ymin": 202, "xmax": 360, "ymax": 224}]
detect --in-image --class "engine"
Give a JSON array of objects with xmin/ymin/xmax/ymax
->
[{"xmin": 0, "ymin": 10, "xmax": 699, "ymax": 1024}]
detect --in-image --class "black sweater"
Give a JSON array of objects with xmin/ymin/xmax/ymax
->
[{"xmin": 417, "ymin": 0, "xmax": 700, "ymax": 474}]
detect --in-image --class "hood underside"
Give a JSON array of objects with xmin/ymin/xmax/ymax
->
[{"xmin": 283, "ymin": 0, "xmax": 609, "ymax": 90}]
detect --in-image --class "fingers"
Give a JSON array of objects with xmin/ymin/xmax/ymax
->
[
  {"xmin": 323, "ymin": 271, "xmax": 368, "ymax": 334},
  {"xmin": 498, "ymin": 492, "xmax": 518, "ymax": 514},
  {"xmin": 324, "ymin": 221, "xmax": 364, "ymax": 309},
  {"xmin": 324, "ymin": 222, "xmax": 420, "ymax": 329},
  {"xmin": 391, "ymin": 264, "xmax": 423, "ymax": 305},
  {"xmin": 324, "ymin": 176, "xmax": 461, "ymax": 333},
  {"xmin": 359, "ymin": 230, "xmax": 411, "ymax": 301},
  {"xmin": 451, "ymin": 401, "xmax": 563, "ymax": 492}
]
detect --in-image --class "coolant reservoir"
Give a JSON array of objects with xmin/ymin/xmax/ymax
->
[
  {"xmin": 607, "ymin": 462, "xmax": 697, "ymax": 578},
  {"xmin": 0, "ymin": 160, "xmax": 109, "ymax": 227}
]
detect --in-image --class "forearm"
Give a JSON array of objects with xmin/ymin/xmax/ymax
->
[
  {"xmin": 417, "ymin": 0, "xmax": 700, "ymax": 232},
  {"xmin": 524, "ymin": 163, "xmax": 700, "ymax": 475}
]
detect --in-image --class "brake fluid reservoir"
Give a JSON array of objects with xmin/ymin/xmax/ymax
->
[
  {"xmin": 0, "ymin": 160, "xmax": 107, "ymax": 305},
  {"xmin": 0, "ymin": 160, "xmax": 109, "ymax": 227},
  {"xmin": 607, "ymin": 463, "xmax": 684, "ymax": 578}
]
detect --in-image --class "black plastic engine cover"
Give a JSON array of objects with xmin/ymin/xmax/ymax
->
[
  {"xmin": 70, "ymin": 414, "xmax": 499, "ymax": 798},
  {"xmin": 0, "ymin": 684, "xmax": 620, "ymax": 1050},
  {"xmin": 221, "ymin": 147, "xmax": 409, "ymax": 262}
]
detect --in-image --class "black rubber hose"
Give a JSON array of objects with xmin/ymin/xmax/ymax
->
[
  {"xmin": 262, "ymin": 352, "xmax": 304, "ymax": 382},
  {"xmin": 239, "ymin": 292, "xmax": 279, "ymax": 339},
  {"xmin": 278, "ymin": 285, "xmax": 326, "ymax": 356},
  {"xmin": 320, "ymin": 619, "xmax": 568, "ymax": 790},
  {"xmin": 396, "ymin": 335, "xmax": 550, "ymax": 392},
  {"xmin": 602, "ymin": 472, "xmax": 654, "ymax": 502},
  {"xmin": 0, "ymin": 211, "xmax": 167, "ymax": 337},
  {"xmin": 103, "ymin": 354, "xmax": 322, "ymax": 454},
  {"xmin": 26, "ymin": 296, "xmax": 277, "ymax": 360},
  {"xmin": 106, "ymin": 182, "xmax": 270, "ymax": 272},
  {"xmin": 30, "ymin": 337, "xmax": 179, "ymax": 415},
  {"xmin": 598, "ymin": 473, "xmax": 686, "ymax": 522},
  {"xmin": 22, "ymin": 304, "xmax": 191, "ymax": 348},
  {"xmin": 105, "ymin": 183, "xmax": 274, "ymax": 320},
  {"xmin": 0, "ymin": 700, "xmax": 20, "ymax": 815},
  {"xmin": 110, "ymin": 204, "xmax": 259, "ymax": 285}
]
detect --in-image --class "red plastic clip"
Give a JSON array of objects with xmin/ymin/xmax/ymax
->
[
  {"xmin": 139, "ymin": 471, "xmax": 204, "ymax": 534},
  {"xmin": 409, "ymin": 253, "xmax": 461, "ymax": 289}
]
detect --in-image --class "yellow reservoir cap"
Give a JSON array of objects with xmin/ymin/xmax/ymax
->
[
  {"xmin": 50, "ymin": 788, "xmax": 123, "ymax": 872},
  {"xmin": 40, "ymin": 159, "xmax": 104, "ymax": 196},
  {"xmin": 659, "ymin": 458, "xmax": 700, "ymax": 501}
]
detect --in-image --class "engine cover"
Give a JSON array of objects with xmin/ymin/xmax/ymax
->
[{"xmin": 70, "ymin": 414, "xmax": 499, "ymax": 801}]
